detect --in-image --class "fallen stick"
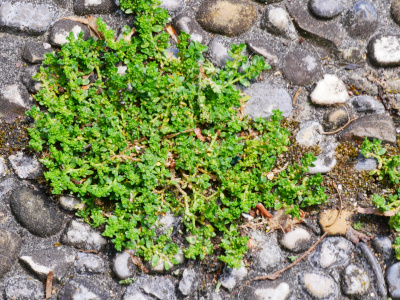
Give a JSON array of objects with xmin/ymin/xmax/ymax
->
[
  {"xmin": 321, "ymin": 118, "xmax": 355, "ymax": 135},
  {"xmin": 326, "ymin": 182, "xmax": 342, "ymax": 227},
  {"xmin": 252, "ymin": 231, "xmax": 328, "ymax": 281},
  {"xmin": 124, "ymin": 250, "xmax": 149, "ymax": 273},
  {"xmin": 356, "ymin": 206, "xmax": 399, "ymax": 217},
  {"xmin": 45, "ymin": 270, "xmax": 54, "ymax": 299},
  {"xmin": 256, "ymin": 203, "xmax": 273, "ymax": 218},
  {"xmin": 292, "ymin": 88, "xmax": 302, "ymax": 106}
]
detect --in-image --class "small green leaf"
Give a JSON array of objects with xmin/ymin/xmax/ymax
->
[
  {"xmin": 151, "ymin": 255, "xmax": 160, "ymax": 267},
  {"xmin": 186, "ymin": 236, "xmax": 196, "ymax": 244},
  {"xmin": 164, "ymin": 260, "xmax": 171, "ymax": 270}
]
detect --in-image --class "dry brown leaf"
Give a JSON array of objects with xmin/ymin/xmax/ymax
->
[
  {"xmin": 63, "ymin": 16, "xmax": 103, "ymax": 39},
  {"xmin": 194, "ymin": 128, "xmax": 206, "ymax": 142},
  {"xmin": 125, "ymin": 250, "xmax": 149, "ymax": 273},
  {"xmin": 165, "ymin": 25, "xmax": 178, "ymax": 43},
  {"xmin": 82, "ymin": 85, "xmax": 90, "ymax": 90},
  {"xmin": 267, "ymin": 209, "xmax": 306, "ymax": 232},
  {"xmin": 256, "ymin": 203, "xmax": 272, "ymax": 218}
]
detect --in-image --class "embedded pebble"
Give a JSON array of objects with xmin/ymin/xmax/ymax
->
[
  {"xmin": 310, "ymin": 237, "xmax": 353, "ymax": 269},
  {"xmin": 386, "ymin": 262, "xmax": 400, "ymax": 298},
  {"xmin": 173, "ymin": 12, "xmax": 208, "ymax": 44},
  {"xmin": 61, "ymin": 219, "xmax": 108, "ymax": 251},
  {"xmin": 371, "ymin": 235, "xmax": 393, "ymax": 262},
  {"xmin": 5, "ymin": 276, "xmax": 44, "ymax": 300},
  {"xmin": 0, "ymin": 84, "xmax": 31, "ymax": 123},
  {"xmin": 74, "ymin": 0, "xmax": 116, "ymax": 15},
  {"xmin": 286, "ymin": 2, "xmax": 343, "ymax": 47},
  {"xmin": 255, "ymin": 235, "xmax": 284, "ymax": 272},
  {"xmin": 196, "ymin": 0, "xmax": 257, "ymax": 37},
  {"xmin": 113, "ymin": 250, "xmax": 137, "ymax": 280},
  {"xmin": 20, "ymin": 247, "xmax": 75, "ymax": 282},
  {"xmin": 354, "ymin": 154, "xmax": 378, "ymax": 171},
  {"xmin": 282, "ymin": 49, "xmax": 320, "ymax": 85},
  {"xmin": 340, "ymin": 114, "xmax": 396, "ymax": 144},
  {"xmin": 9, "ymin": 186, "xmax": 66, "ymax": 237},
  {"xmin": 309, "ymin": 0, "xmax": 346, "ymax": 19},
  {"xmin": 123, "ymin": 276, "xmax": 176, "ymax": 300},
  {"xmin": 58, "ymin": 278, "xmax": 110, "ymax": 299},
  {"xmin": 280, "ymin": 227, "xmax": 312, "ymax": 252},
  {"xmin": 161, "ymin": 0, "xmax": 184, "ymax": 15},
  {"xmin": 49, "ymin": 19, "xmax": 91, "ymax": 47},
  {"xmin": 0, "ymin": 2, "xmax": 55, "ymax": 35},
  {"xmin": 207, "ymin": 39, "xmax": 232, "ymax": 68},
  {"xmin": 261, "ymin": 6, "xmax": 296, "ymax": 39},
  {"xmin": 368, "ymin": 35, "xmax": 400, "ymax": 67},
  {"xmin": 179, "ymin": 268, "xmax": 198, "ymax": 296},
  {"xmin": 254, "ymin": 283, "xmax": 290, "ymax": 300},
  {"xmin": 75, "ymin": 252, "xmax": 105, "ymax": 274},
  {"xmin": 0, "ymin": 228, "xmax": 22, "ymax": 278},
  {"xmin": 351, "ymin": 95, "xmax": 385, "ymax": 115},
  {"xmin": 344, "ymin": 1, "xmax": 378, "ymax": 38},
  {"xmin": 295, "ymin": 121, "xmax": 323, "ymax": 147},
  {"xmin": 307, "ymin": 141, "xmax": 337, "ymax": 174},
  {"xmin": 244, "ymin": 82, "xmax": 293, "ymax": 119},
  {"xmin": 323, "ymin": 108, "xmax": 348, "ymax": 131},
  {"xmin": 310, "ymin": 74, "xmax": 349, "ymax": 106},
  {"xmin": 341, "ymin": 264, "xmax": 370, "ymax": 296},
  {"xmin": 392, "ymin": 0, "xmax": 400, "ymax": 26},
  {"xmin": 8, "ymin": 152, "xmax": 42, "ymax": 179},
  {"xmin": 22, "ymin": 41, "xmax": 53, "ymax": 64},
  {"xmin": 20, "ymin": 65, "xmax": 42, "ymax": 94},
  {"xmin": 220, "ymin": 266, "xmax": 247, "ymax": 291},
  {"xmin": 59, "ymin": 195, "xmax": 82, "ymax": 211},
  {"xmin": 299, "ymin": 271, "xmax": 338, "ymax": 299},
  {"xmin": 246, "ymin": 40, "xmax": 279, "ymax": 67}
]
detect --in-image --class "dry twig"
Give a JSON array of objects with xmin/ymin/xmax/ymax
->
[
  {"xmin": 326, "ymin": 182, "xmax": 342, "ymax": 227},
  {"xmin": 356, "ymin": 206, "xmax": 399, "ymax": 217},
  {"xmin": 256, "ymin": 203, "xmax": 273, "ymax": 218},
  {"xmin": 320, "ymin": 118, "xmax": 355, "ymax": 135},
  {"xmin": 252, "ymin": 232, "xmax": 328, "ymax": 281},
  {"xmin": 46, "ymin": 270, "xmax": 54, "ymax": 299}
]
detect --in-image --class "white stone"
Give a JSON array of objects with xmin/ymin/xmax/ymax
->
[
  {"xmin": 59, "ymin": 195, "xmax": 81, "ymax": 211},
  {"xmin": 161, "ymin": 0, "xmax": 183, "ymax": 11},
  {"xmin": 311, "ymin": 74, "xmax": 349, "ymax": 105},
  {"xmin": 220, "ymin": 266, "xmax": 247, "ymax": 290},
  {"xmin": 117, "ymin": 64, "xmax": 127, "ymax": 76},
  {"xmin": 85, "ymin": 0, "xmax": 102, "ymax": 6},
  {"xmin": 113, "ymin": 251, "xmax": 135, "ymax": 280},
  {"xmin": 281, "ymin": 227, "xmax": 311, "ymax": 251},
  {"xmin": 179, "ymin": 268, "xmax": 197, "ymax": 295},
  {"xmin": 8, "ymin": 152, "xmax": 42, "ymax": 179},
  {"xmin": 256, "ymin": 236, "xmax": 284, "ymax": 272},
  {"xmin": 268, "ymin": 8, "xmax": 289, "ymax": 31},
  {"xmin": 295, "ymin": 121, "xmax": 323, "ymax": 147},
  {"xmin": 19, "ymin": 256, "xmax": 52, "ymax": 276},
  {"xmin": 175, "ymin": 16, "xmax": 203, "ymax": 43},
  {"xmin": 370, "ymin": 36, "xmax": 400, "ymax": 66},
  {"xmin": 62, "ymin": 220, "xmax": 107, "ymax": 251},
  {"xmin": 1, "ymin": 84, "xmax": 28, "ymax": 110},
  {"xmin": 254, "ymin": 282, "xmax": 290, "ymax": 300},
  {"xmin": 319, "ymin": 242, "xmax": 336, "ymax": 268},
  {"xmin": 308, "ymin": 141, "xmax": 337, "ymax": 174},
  {"xmin": 342, "ymin": 264, "xmax": 370, "ymax": 296},
  {"xmin": 54, "ymin": 25, "xmax": 85, "ymax": 46},
  {"xmin": 302, "ymin": 272, "xmax": 337, "ymax": 298}
]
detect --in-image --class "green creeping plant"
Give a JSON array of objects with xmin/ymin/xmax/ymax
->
[
  {"xmin": 361, "ymin": 138, "xmax": 400, "ymax": 260},
  {"xmin": 27, "ymin": 0, "xmax": 328, "ymax": 269}
]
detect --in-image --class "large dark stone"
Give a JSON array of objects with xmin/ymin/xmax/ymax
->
[
  {"xmin": 196, "ymin": 0, "xmax": 257, "ymax": 37},
  {"xmin": 9, "ymin": 186, "xmax": 66, "ymax": 237},
  {"xmin": 48, "ymin": 19, "xmax": 91, "ymax": 47},
  {"xmin": 22, "ymin": 41, "xmax": 53, "ymax": 64},
  {"xmin": 0, "ymin": 84, "xmax": 31, "ymax": 123},
  {"xmin": 340, "ymin": 114, "xmax": 396, "ymax": 144},
  {"xmin": 286, "ymin": 2, "xmax": 343, "ymax": 47},
  {"xmin": 0, "ymin": 228, "xmax": 22, "ymax": 278}
]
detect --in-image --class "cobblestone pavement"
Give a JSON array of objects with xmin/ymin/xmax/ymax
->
[{"xmin": 1, "ymin": 0, "xmax": 400, "ymax": 299}]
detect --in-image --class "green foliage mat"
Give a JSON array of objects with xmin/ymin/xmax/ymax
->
[{"xmin": 26, "ymin": 0, "xmax": 327, "ymax": 268}]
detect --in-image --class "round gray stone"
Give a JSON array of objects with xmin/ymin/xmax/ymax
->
[
  {"xmin": 282, "ymin": 49, "xmax": 320, "ymax": 86},
  {"xmin": 113, "ymin": 250, "xmax": 137, "ymax": 280},
  {"xmin": 309, "ymin": 0, "xmax": 346, "ymax": 19},
  {"xmin": 75, "ymin": 252, "xmax": 105, "ymax": 274},
  {"xmin": 323, "ymin": 108, "xmax": 349, "ymax": 131},
  {"xmin": 261, "ymin": 6, "xmax": 296, "ymax": 39},
  {"xmin": 5, "ymin": 276, "xmax": 44, "ymax": 300},
  {"xmin": 280, "ymin": 227, "xmax": 312, "ymax": 253},
  {"xmin": 244, "ymin": 82, "xmax": 293, "ymax": 119},
  {"xmin": 179, "ymin": 268, "xmax": 199, "ymax": 295},
  {"xmin": 299, "ymin": 271, "xmax": 338, "ymax": 299},
  {"xmin": 9, "ymin": 186, "xmax": 66, "ymax": 237},
  {"xmin": 371, "ymin": 235, "xmax": 393, "ymax": 261},
  {"xmin": 354, "ymin": 154, "xmax": 378, "ymax": 171},
  {"xmin": 58, "ymin": 278, "xmax": 110, "ymax": 300},
  {"xmin": 351, "ymin": 95, "xmax": 385, "ymax": 115}
]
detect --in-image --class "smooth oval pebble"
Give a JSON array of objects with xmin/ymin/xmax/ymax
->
[{"xmin": 309, "ymin": 0, "xmax": 346, "ymax": 18}]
